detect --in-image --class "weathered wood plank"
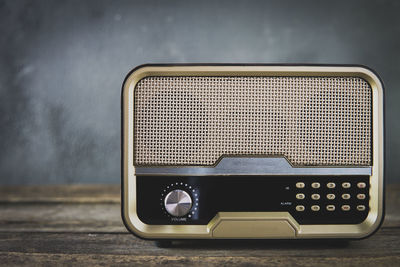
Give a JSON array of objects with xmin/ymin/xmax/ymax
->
[
  {"xmin": 0, "ymin": 228, "xmax": 399, "ymax": 266},
  {"xmin": 0, "ymin": 185, "xmax": 120, "ymax": 203},
  {"xmin": 1, "ymin": 252, "xmax": 399, "ymax": 267},
  {"xmin": 0, "ymin": 203, "xmax": 125, "ymax": 232},
  {"xmin": 0, "ymin": 228, "xmax": 399, "ymax": 256}
]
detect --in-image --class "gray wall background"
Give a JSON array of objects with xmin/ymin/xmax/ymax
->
[{"xmin": 0, "ymin": 0, "xmax": 399, "ymax": 184}]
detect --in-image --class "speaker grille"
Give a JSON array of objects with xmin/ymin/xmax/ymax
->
[{"xmin": 134, "ymin": 76, "xmax": 372, "ymax": 166}]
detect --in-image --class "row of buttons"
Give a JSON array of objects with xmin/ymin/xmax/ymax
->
[
  {"xmin": 296, "ymin": 193, "xmax": 366, "ymax": 200},
  {"xmin": 296, "ymin": 204, "xmax": 367, "ymax": 212},
  {"xmin": 296, "ymin": 182, "xmax": 366, "ymax": 189}
]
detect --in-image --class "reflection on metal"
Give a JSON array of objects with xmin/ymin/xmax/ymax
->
[
  {"xmin": 135, "ymin": 157, "xmax": 372, "ymax": 176},
  {"xmin": 164, "ymin": 189, "xmax": 192, "ymax": 217}
]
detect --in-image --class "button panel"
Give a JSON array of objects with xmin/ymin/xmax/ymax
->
[{"xmin": 292, "ymin": 177, "xmax": 370, "ymax": 224}]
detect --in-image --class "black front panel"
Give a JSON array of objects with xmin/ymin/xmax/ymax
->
[{"xmin": 136, "ymin": 176, "xmax": 370, "ymax": 225}]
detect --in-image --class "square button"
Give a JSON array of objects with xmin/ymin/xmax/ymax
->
[
  {"xmin": 326, "ymin": 205, "xmax": 335, "ymax": 211},
  {"xmin": 341, "ymin": 205, "xmax": 351, "ymax": 211},
  {"xmin": 357, "ymin": 182, "xmax": 367, "ymax": 189},
  {"xmin": 296, "ymin": 205, "xmax": 305, "ymax": 211},
  {"xmin": 357, "ymin": 194, "xmax": 366, "ymax": 200},
  {"xmin": 342, "ymin": 194, "xmax": 351, "ymax": 200},
  {"xmin": 342, "ymin": 182, "xmax": 351, "ymax": 189},
  {"xmin": 327, "ymin": 182, "xmax": 336, "ymax": 189},
  {"xmin": 311, "ymin": 205, "xmax": 320, "ymax": 211},
  {"xmin": 327, "ymin": 194, "xmax": 336, "ymax": 200},
  {"xmin": 296, "ymin": 193, "xmax": 305, "ymax": 200},
  {"xmin": 311, "ymin": 182, "xmax": 320, "ymax": 189},
  {"xmin": 311, "ymin": 194, "xmax": 320, "ymax": 200},
  {"xmin": 357, "ymin": 205, "xmax": 366, "ymax": 211}
]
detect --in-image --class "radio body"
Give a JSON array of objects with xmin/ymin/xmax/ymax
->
[{"xmin": 121, "ymin": 64, "xmax": 384, "ymax": 241}]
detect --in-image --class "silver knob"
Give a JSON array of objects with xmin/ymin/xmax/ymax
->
[{"xmin": 164, "ymin": 189, "xmax": 192, "ymax": 217}]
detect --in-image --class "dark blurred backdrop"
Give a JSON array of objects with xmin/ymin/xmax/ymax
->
[{"xmin": 0, "ymin": 0, "xmax": 399, "ymax": 184}]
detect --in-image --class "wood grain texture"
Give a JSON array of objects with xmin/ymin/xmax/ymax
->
[
  {"xmin": 0, "ymin": 184, "xmax": 399, "ymax": 266},
  {"xmin": 0, "ymin": 185, "xmax": 120, "ymax": 203}
]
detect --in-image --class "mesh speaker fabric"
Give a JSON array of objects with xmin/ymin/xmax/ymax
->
[{"xmin": 134, "ymin": 76, "xmax": 372, "ymax": 166}]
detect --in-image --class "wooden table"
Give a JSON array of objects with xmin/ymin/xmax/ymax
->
[{"xmin": 0, "ymin": 185, "xmax": 399, "ymax": 266}]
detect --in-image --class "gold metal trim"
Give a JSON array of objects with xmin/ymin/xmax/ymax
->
[
  {"xmin": 122, "ymin": 65, "xmax": 384, "ymax": 239},
  {"xmin": 209, "ymin": 212, "xmax": 299, "ymax": 238}
]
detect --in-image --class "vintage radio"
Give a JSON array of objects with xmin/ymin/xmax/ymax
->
[{"xmin": 121, "ymin": 64, "xmax": 384, "ymax": 244}]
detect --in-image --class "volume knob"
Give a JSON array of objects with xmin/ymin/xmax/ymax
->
[{"xmin": 164, "ymin": 189, "xmax": 192, "ymax": 217}]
